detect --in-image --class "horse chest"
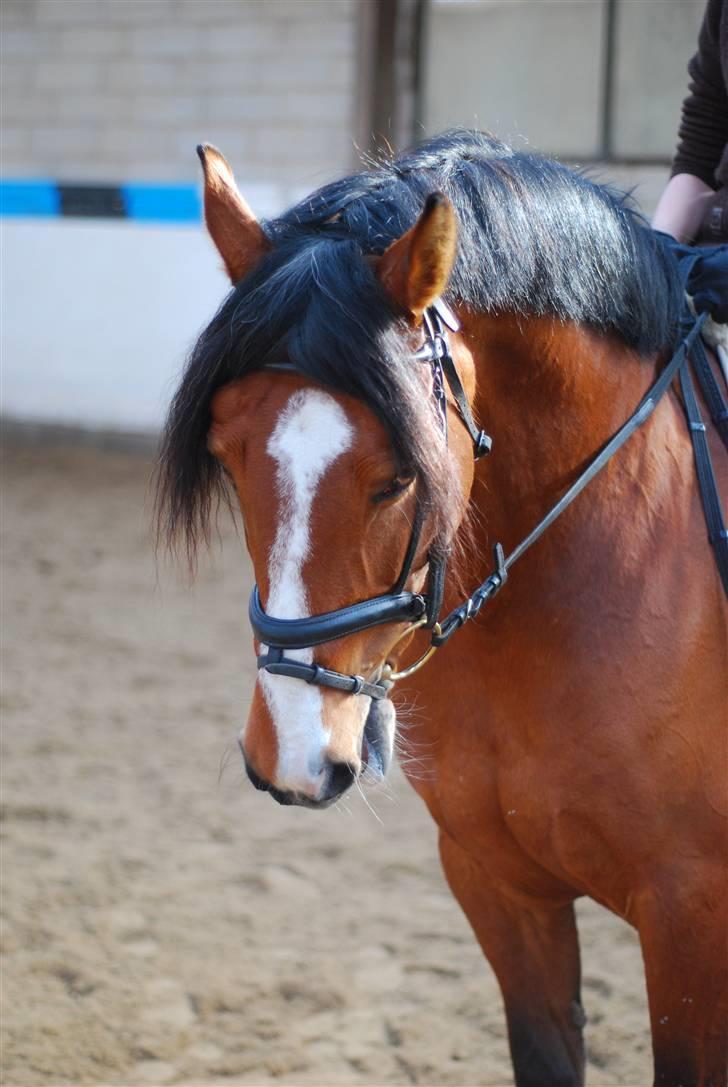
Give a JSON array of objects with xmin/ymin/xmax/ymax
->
[
  {"xmin": 400, "ymin": 695, "xmax": 648, "ymax": 907},
  {"xmin": 400, "ymin": 718, "xmax": 571, "ymax": 892}
]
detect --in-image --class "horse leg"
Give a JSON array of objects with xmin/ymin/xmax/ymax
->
[
  {"xmin": 636, "ymin": 878, "xmax": 728, "ymax": 1087},
  {"xmin": 439, "ymin": 830, "xmax": 585, "ymax": 1087}
]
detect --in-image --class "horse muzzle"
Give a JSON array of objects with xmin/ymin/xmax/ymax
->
[
  {"xmin": 242, "ymin": 745, "xmax": 358, "ymax": 808},
  {"xmin": 240, "ymin": 694, "xmax": 395, "ymax": 806}
]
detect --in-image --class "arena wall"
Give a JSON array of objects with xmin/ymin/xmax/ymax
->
[
  {"xmin": 1, "ymin": 0, "xmax": 708, "ymax": 432},
  {"xmin": 1, "ymin": 0, "xmax": 366, "ymax": 431}
]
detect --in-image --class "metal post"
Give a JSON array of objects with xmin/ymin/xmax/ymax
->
[{"xmin": 600, "ymin": 0, "xmax": 618, "ymax": 161}]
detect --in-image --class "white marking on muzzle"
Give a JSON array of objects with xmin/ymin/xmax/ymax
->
[{"xmin": 257, "ymin": 388, "xmax": 354, "ymax": 795}]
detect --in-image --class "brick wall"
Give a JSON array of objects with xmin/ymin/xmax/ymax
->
[{"xmin": 1, "ymin": 0, "xmax": 361, "ymax": 194}]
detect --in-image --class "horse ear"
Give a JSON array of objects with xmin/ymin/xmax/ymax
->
[
  {"xmin": 377, "ymin": 193, "xmax": 457, "ymax": 319},
  {"xmin": 197, "ymin": 144, "xmax": 270, "ymax": 283}
]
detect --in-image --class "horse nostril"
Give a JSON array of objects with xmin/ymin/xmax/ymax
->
[{"xmin": 325, "ymin": 761, "xmax": 357, "ymax": 801}]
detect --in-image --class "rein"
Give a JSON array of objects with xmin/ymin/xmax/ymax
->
[{"xmin": 250, "ymin": 306, "xmax": 719, "ymax": 700}]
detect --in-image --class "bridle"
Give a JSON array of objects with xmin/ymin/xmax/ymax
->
[
  {"xmin": 250, "ymin": 304, "xmax": 711, "ymax": 701},
  {"xmin": 252, "ymin": 298, "xmax": 488, "ymax": 700}
]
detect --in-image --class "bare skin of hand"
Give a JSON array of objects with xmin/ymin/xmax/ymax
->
[{"xmin": 652, "ymin": 172, "xmax": 715, "ymax": 243}]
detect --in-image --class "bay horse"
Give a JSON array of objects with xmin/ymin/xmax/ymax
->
[{"xmin": 156, "ymin": 131, "xmax": 727, "ymax": 1087}]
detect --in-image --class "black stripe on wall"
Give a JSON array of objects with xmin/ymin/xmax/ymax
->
[{"xmin": 57, "ymin": 185, "xmax": 127, "ymax": 218}]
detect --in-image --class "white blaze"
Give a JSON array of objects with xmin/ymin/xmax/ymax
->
[{"xmin": 257, "ymin": 388, "xmax": 353, "ymax": 794}]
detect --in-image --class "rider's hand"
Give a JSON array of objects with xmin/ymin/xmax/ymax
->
[{"xmin": 688, "ymin": 246, "xmax": 728, "ymax": 324}]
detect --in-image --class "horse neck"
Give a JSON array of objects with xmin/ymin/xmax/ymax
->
[{"xmin": 464, "ymin": 312, "xmax": 671, "ymax": 573}]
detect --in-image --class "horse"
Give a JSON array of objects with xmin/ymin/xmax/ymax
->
[{"xmin": 156, "ymin": 130, "xmax": 727, "ymax": 1087}]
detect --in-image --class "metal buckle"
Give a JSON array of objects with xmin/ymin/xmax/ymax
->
[{"xmin": 475, "ymin": 429, "xmax": 492, "ymax": 458}]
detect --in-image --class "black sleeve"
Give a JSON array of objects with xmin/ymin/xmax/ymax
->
[{"xmin": 671, "ymin": 0, "xmax": 728, "ymax": 188}]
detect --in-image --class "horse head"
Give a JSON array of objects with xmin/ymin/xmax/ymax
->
[{"xmin": 196, "ymin": 146, "xmax": 475, "ymax": 807}]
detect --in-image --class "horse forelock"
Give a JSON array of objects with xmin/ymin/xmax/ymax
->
[{"xmin": 155, "ymin": 233, "xmax": 461, "ymax": 568}]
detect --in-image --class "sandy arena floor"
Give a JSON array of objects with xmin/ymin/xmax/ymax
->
[{"xmin": 2, "ymin": 438, "xmax": 653, "ymax": 1087}]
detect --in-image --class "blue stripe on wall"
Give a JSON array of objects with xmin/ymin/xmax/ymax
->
[
  {"xmin": 0, "ymin": 180, "xmax": 61, "ymax": 218},
  {"xmin": 122, "ymin": 183, "xmax": 201, "ymax": 222},
  {"xmin": 0, "ymin": 179, "xmax": 202, "ymax": 223}
]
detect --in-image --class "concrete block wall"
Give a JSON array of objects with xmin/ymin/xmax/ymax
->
[
  {"xmin": 422, "ymin": 0, "xmax": 705, "ymax": 164},
  {"xmin": 1, "ymin": 0, "xmax": 360, "ymax": 196},
  {"xmin": 423, "ymin": 0, "xmax": 607, "ymax": 158},
  {"xmin": 612, "ymin": 0, "xmax": 706, "ymax": 158}
]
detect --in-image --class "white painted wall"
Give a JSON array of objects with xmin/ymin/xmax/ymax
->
[{"xmin": 2, "ymin": 217, "xmax": 235, "ymax": 431}]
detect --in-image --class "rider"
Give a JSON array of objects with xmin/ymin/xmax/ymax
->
[{"xmin": 652, "ymin": 0, "xmax": 727, "ymax": 323}]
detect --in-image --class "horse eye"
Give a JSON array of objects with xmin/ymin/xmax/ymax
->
[{"xmin": 372, "ymin": 475, "xmax": 414, "ymax": 504}]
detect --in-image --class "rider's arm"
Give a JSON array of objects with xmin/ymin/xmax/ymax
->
[
  {"xmin": 652, "ymin": 0, "xmax": 728, "ymax": 242},
  {"xmin": 652, "ymin": 173, "xmax": 715, "ymax": 242}
]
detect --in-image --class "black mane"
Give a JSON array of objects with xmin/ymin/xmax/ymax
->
[{"xmin": 157, "ymin": 129, "xmax": 682, "ymax": 562}]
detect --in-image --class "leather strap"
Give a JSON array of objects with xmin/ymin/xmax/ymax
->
[
  {"xmin": 391, "ymin": 502, "xmax": 424, "ymax": 594},
  {"xmin": 679, "ymin": 357, "xmax": 728, "ymax": 595},
  {"xmin": 258, "ymin": 648, "xmax": 388, "ymax": 699},
  {"xmin": 249, "ymin": 584, "xmax": 426, "ymax": 649},
  {"xmin": 424, "ymin": 548, "xmax": 448, "ymax": 628},
  {"xmin": 689, "ymin": 332, "xmax": 728, "ymax": 451},
  {"xmin": 440, "ymin": 348, "xmax": 492, "ymax": 458},
  {"xmin": 415, "ymin": 308, "xmax": 492, "ymax": 458}
]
